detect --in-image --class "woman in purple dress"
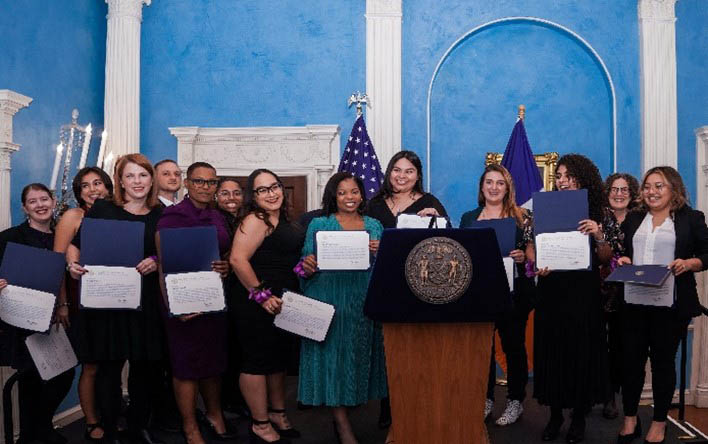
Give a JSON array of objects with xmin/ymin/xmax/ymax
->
[{"xmin": 157, "ymin": 162, "xmax": 234, "ymax": 444}]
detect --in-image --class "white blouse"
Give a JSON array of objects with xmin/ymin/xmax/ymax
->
[{"xmin": 625, "ymin": 212, "xmax": 676, "ymax": 306}]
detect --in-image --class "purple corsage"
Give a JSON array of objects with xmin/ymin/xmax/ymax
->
[
  {"xmin": 293, "ymin": 258, "xmax": 308, "ymax": 278},
  {"xmin": 248, "ymin": 282, "xmax": 272, "ymax": 304},
  {"xmin": 525, "ymin": 260, "xmax": 536, "ymax": 278},
  {"xmin": 609, "ymin": 254, "xmax": 620, "ymax": 272}
]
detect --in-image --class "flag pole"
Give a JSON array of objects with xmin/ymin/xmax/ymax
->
[{"xmin": 518, "ymin": 104, "xmax": 525, "ymax": 120}]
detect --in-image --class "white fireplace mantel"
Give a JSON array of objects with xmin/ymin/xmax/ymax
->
[{"xmin": 169, "ymin": 125, "xmax": 341, "ymax": 211}]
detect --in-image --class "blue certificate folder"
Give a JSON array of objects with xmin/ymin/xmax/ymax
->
[
  {"xmin": 81, "ymin": 218, "xmax": 144, "ymax": 266},
  {"xmin": 605, "ymin": 265, "xmax": 672, "ymax": 287},
  {"xmin": 0, "ymin": 242, "xmax": 65, "ymax": 296},
  {"xmin": 533, "ymin": 189, "xmax": 588, "ymax": 233},
  {"xmin": 463, "ymin": 217, "xmax": 516, "ymax": 256},
  {"xmin": 159, "ymin": 226, "xmax": 220, "ymax": 274}
]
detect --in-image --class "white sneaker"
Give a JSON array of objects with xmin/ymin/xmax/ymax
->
[
  {"xmin": 495, "ymin": 399, "xmax": 523, "ymax": 426},
  {"xmin": 484, "ymin": 398, "xmax": 494, "ymax": 420}
]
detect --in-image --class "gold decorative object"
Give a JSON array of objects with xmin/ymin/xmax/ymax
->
[
  {"xmin": 405, "ymin": 237, "xmax": 472, "ymax": 305},
  {"xmin": 485, "ymin": 151, "xmax": 559, "ymax": 191}
]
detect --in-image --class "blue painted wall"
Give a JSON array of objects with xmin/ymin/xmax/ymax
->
[
  {"xmin": 402, "ymin": 0, "xmax": 640, "ymax": 224},
  {"xmin": 140, "ymin": 0, "xmax": 365, "ymax": 163},
  {"xmin": 676, "ymin": 0, "xmax": 708, "ymax": 203},
  {"xmin": 1, "ymin": 0, "xmax": 107, "ymax": 225}
]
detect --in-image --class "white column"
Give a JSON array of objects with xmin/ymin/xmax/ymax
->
[
  {"xmin": 366, "ymin": 0, "xmax": 402, "ymax": 170},
  {"xmin": 104, "ymin": 0, "xmax": 151, "ymax": 157},
  {"xmin": 0, "ymin": 90, "xmax": 32, "ymax": 231},
  {"xmin": 694, "ymin": 126, "xmax": 708, "ymax": 407},
  {"xmin": 638, "ymin": 0, "xmax": 678, "ymax": 170}
]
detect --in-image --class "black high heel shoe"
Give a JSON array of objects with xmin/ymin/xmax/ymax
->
[
  {"xmin": 565, "ymin": 416, "xmax": 585, "ymax": 444},
  {"xmin": 617, "ymin": 417, "xmax": 642, "ymax": 444},
  {"xmin": 542, "ymin": 415, "xmax": 564, "ymax": 441},
  {"xmin": 204, "ymin": 417, "xmax": 239, "ymax": 441},
  {"xmin": 249, "ymin": 419, "xmax": 291, "ymax": 444},
  {"xmin": 84, "ymin": 423, "xmax": 104, "ymax": 442},
  {"xmin": 267, "ymin": 408, "xmax": 301, "ymax": 438}
]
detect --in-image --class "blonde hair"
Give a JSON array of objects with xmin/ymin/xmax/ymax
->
[
  {"xmin": 112, "ymin": 153, "xmax": 159, "ymax": 208},
  {"xmin": 478, "ymin": 164, "xmax": 525, "ymax": 227}
]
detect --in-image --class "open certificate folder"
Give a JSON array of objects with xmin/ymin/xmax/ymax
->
[
  {"xmin": 80, "ymin": 218, "xmax": 144, "ymax": 310},
  {"xmin": 533, "ymin": 190, "xmax": 591, "ymax": 271},
  {"xmin": 0, "ymin": 242, "xmax": 65, "ymax": 332},
  {"xmin": 274, "ymin": 290, "xmax": 335, "ymax": 342},
  {"xmin": 159, "ymin": 226, "xmax": 226, "ymax": 316},
  {"xmin": 25, "ymin": 325, "xmax": 78, "ymax": 381},
  {"xmin": 315, "ymin": 230, "xmax": 370, "ymax": 271}
]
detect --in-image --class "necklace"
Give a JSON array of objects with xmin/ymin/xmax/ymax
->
[{"xmin": 387, "ymin": 192, "xmax": 417, "ymax": 214}]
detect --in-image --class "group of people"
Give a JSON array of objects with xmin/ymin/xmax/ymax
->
[{"xmin": 0, "ymin": 149, "xmax": 705, "ymax": 444}]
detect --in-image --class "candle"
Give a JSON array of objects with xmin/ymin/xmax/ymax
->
[
  {"xmin": 97, "ymin": 130, "xmax": 107, "ymax": 168},
  {"xmin": 78, "ymin": 123, "xmax": 92, "ymax": 169},
  {"xmin": 50, "ymin": 143, "xmax": 63, "ymax": 190},
  {"xmin": 103, "ymin": 152, "xmax": 114, "ymax": 175}
]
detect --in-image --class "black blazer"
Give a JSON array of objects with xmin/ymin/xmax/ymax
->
[{"xmin": 621, "ymin": 206, "xmax": 708, "ymax": 319}]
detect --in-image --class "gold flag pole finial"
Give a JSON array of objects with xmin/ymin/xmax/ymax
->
[{"xmin": 518, "ymin": 104, "xmax": 525, "ymax": 120}]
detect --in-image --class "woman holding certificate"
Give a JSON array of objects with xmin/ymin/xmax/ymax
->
[
  {"xmin": 53, "ymin": 166, "xmax": 113, "ymax": 442},
  {"xmin": 533, "ymin": 154, "xmax": 612, "ymax": 444},
  {"xmin": 66, "ymin": 154, "xmax": 165, "ymax": 444},
  {"xmin": 0, "ymin": 183, "xmax": 75, "ymax": 444},
  {"xmin": 230, "ymin": 168, "xmax": 303, "ymax": 444},
  {"xmin": 157, "ymin": 162, "xmax": 235, "ymax": 444},
  {"xmin": 615, "ymin": 166, "xmax": 708, "ymax": 444},
  {"xmin": 366, "ymin": 150, "xmax": 448, "ymax": 228},
  {"xmin": 297, "ymin": 172, "xmax": 388, "ymax": 444},
  {"xmin": 459, "ymin": 164, "xmax": 534, "ymax": 426}
]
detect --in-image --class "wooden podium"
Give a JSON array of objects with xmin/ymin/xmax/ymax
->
[{"xmin": 365, "ymin": 228, "xmax": 511, "ymax": 444}]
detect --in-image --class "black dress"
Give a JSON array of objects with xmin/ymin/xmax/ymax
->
[
  {"xmin": 234, "ymin": 217, "xmax": 303, "ymax": 374},
  {"xmin": 533, "ymin": 243, "xmax": 610, "ymax": 408},
  {"xmin": 366, "ymin": 192, "xmax": 448, "ymax": 229},
  {"xmin": 72, "ymin": 199, "xmax": 164, "ymax": 362}
]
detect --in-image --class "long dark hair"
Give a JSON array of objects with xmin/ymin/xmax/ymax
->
[
  {"xmin": 72, "ymin": 166, "xmax": 114, "ymax": 209},
  {"xmin": 237, "ymin": 169, "xmax": 289, "ymax": 233},
  {"xmin": 374, "ymin": 150, "xmax": 425, "ymax": 200},
  {"xmin": 603, "ymin": 172, "xmax": 640, "ymax": 211},
  {"xmin": 322, "ymin": 172, "xmax": 367, "ymax": 216},
  {"xmin": 555, "ymin": 153, "xmax": 605, "ymax": 223}
]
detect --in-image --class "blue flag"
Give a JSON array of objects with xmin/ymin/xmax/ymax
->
[
  {"xmin": 500, "ymin": 119, "xmax": 543, "ymax": 206},
  {"xmin": 338, "ymin": 115, "xmax": 385, "ymax": 200}
]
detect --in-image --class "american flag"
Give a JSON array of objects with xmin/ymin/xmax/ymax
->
[{"xmin": 338, "ymin": 115, "xmax": 385, "ymax": 199}]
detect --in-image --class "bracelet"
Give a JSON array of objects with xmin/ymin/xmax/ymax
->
[
  {"xmin": 65, "ymin": 261, "xmax": 77, "ymax": 272},
  {"xmin": 293, "ymin": 258, "xmax": 308, "ymax": 278},
  {"xmin": 149, "ymin": 255, "xmax": 158, "ymax": 263},
  {"xmin": 248, "ymin": 283, "xmax": 273, "ymax": 304},
  {"xmin": 525, "ymin": 260, "xmax": 536, "ymax": 278}
]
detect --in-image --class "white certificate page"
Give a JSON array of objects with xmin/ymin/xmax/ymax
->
[
  {"xmin": 316, "ymin": 231, "xmax": 370, "ymax": 271},
  {"xmin": 0, "ymin": 284, "xmax": 55, "ymax": 332},
  {"xmin": 25, "ymin": 325, "xmax": 78, "ymax": 381},
  {"xmin": 80, "ymin": 265, "xmax": 141, "ymax": 309},
  {"xmin": 503, "ymin": 257, "xmax": 515, "ymax": 292},
  {"xmin": 274, "ymin": 290, "xmax": 335, "ymax": 342},
  {"xmin": 165, "ymin": 271, "xmax": 226, "ymax": 315},
  {"xmin": 624, "ymin": 275, "xmax": 675, "ymax": 307},
  {"xmin": 535, "ymin": 231, "xmax": 590, "ymax": 271},
  {"xmin": 396, "ymin": 214, "xmax": 447, "ymax": 229}
]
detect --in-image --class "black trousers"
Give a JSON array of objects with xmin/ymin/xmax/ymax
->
[
  {"xmin": 95, "ymin": 360, "xmax": 161, "ymax": 438},
  {"xmin": 17, "ymin": 367, "xmax": 75, "ymax": 441},
  {"xmin": 605, "ymin": 310, "xmax": 623, "ymax": 395},
  {"xmin": 487, "ymin": 301, "xmax": 530, "ymax": 402},
  {"xmin": 620, "ymin": 304, "xmax": 689, "ymax": 421}
]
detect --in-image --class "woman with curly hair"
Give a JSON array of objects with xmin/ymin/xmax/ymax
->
[
  {"xmin": 598, "ymin": 172, "xmax": 640, "ymax": 419},
  {"xmin": 533, "ymin": 154, "xmax": 613, "ymax": 443}
]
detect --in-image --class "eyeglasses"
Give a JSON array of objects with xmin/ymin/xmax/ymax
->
[
  {"xmin": 610, "ymin": 187, "xmax": 629, "ymax": 195},
  {"xmin": 253, "ymin": 182, "xmax": 283, "ymax": 196},
  {"xmin": 188, "ymin": 178, "xmax": 219, "ymax": 188},
  {"xmin": 217, "ymin": 190, "xmax": 242, "ymax": 198},
  {"xmin": 642, "ymin": 182, "xmax": 667, "ymax": 193}
]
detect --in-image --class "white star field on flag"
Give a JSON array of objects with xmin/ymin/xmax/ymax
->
[{"xmin": 337, "ymin": 115, "xmax": 385, "ymax": 200}]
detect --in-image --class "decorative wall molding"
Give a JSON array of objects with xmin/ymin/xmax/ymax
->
[
  {"xmin": 426, "ymin": 17, "xmax": 618, "ymax": 191},
  {"xmin": 0, "ymin": 89, "xmax": 31, "ymax": 443},
  {"xmin": 170, "ymin": 125, "xmax": 341, "ymax": 210},
  {"xmin": 638, "ymin": 0, "xmax": 678, "ymax": 170},
  {"xmin": 694, "ymin": 125, "xmax": 708, "ymax": 407},
  {"xmin": 103, "ymin": 0, "xmax": 150, "ymax": 159},
  {"xmin": 366, "ymin": 0, "xmax": 402, "ymax": 172}
]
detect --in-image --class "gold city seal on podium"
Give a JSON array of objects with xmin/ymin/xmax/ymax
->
[{"xmin": 405, "ymin": 236, "xmax": 472, "ymax": 304}]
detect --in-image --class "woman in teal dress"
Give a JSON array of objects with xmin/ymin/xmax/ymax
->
[{"xmin": 297, "ymin": 172, "xmax": 388, "ymax": 444}]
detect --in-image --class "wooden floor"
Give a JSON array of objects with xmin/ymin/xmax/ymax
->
[{"xmin": 668, "ymin": 406, "xmax": 708, "ymax": 438}]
